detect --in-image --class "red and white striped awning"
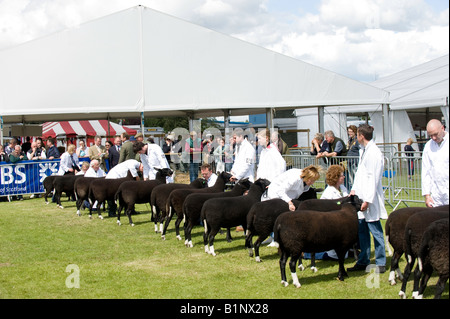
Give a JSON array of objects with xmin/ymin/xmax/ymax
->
[{"xmin": 42, "ymin": 120, "xmax": 137, "ymax": 138}]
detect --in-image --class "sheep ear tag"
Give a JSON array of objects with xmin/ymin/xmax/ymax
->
[{"xmin": 337, "ymin": 201, "xmax": 341, "ymax": 205}]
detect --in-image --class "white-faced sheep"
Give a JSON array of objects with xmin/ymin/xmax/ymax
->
[
  {"xmin": 244, "ymin": 187, "xmax": 322, "ymax": 263},
  {"xmin": 114, "ymin": 168, "xmax": 173, "ymax": 226},
  {"xmin": 183, "ymin": 178, "xmax": 253, "ymax": 248},
  {"xmin": 161, "ymin": 171, "xmax": 233, "ymax": 240},
  {"xmin": 398, "ymin": 208, "xmax": 449, "ymax": 299},
  {"xmin": 273, "ymin": 195, "xmax": 362, "ymax": 288},
  {"xmin": 202, "ymin": 178, "xmax": 271, "ymax": 257},
  {"xmin": 150, "ymin": 178, "xmax": 207, "ymax": 233},
  {"xmin": 417, "ymin": 218, "xmax": 449, "ymax": 299},
  {"xmin": 384, "ymin": 205, "xmax": 449, "ymax": 285}
]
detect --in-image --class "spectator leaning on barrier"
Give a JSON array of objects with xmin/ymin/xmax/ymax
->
[
  {"xmin": 46, "ymin": 138, "xmax": 60, "ymax": 159},
  {"xmin": 0, "ymin": 144, "xmax": 10, "ymax": 162},
  {"xmin": 310, "ymin": 132, "xmax": 328, "ymax": 156},
  {"xmin": 421, "ymin": 119, "xmax": 449, "ymax": 207},
  {"xmin": 317, "ymin": 130, "xmax": 348, "ymax": 161},
  {"xmin": 9, "ymin": 145, "xmax": 25, "ymax": 163},
  {"xmin": 5, "ymin": 138, "xmax": 18, "ymax": 155},
  {"xmin": 27, "ymin": 138, "xmax": 47, "ymax": 160}
]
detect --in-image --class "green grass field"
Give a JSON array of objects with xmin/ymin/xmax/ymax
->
[{"xmin": 0, "ymin": 176, "xmax": 447, "ymax": 300}]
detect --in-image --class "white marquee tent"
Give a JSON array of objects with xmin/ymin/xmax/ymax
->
[
  {"xmin": 295, "ymin": 54, "xmax": 449, "ymax": 149},
  {"xmin": 0, "ymin": 5, "xmax": 388, "ymax": 130}
]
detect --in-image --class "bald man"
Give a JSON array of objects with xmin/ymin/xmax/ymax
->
[{"xmin": 421, "ymin": 119, "xmax": 449, "ymax": 207}]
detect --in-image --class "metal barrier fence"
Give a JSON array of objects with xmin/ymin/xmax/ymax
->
[{"xmin": 1, "ymin": 151, "xmax": 425, "ymax": 209}]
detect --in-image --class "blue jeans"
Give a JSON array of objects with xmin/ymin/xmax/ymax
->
[
  {"xmin": 357, "ymin": 219, "xmax": 386, "ymax": 266},
  {"xmin": 189, "ymin": 162, "xmax": 199, "ymax": 182}
]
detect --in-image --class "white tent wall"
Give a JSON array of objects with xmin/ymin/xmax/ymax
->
[
  {"xmin": 0, "ymin": 6, "xmax": 388, "ymax": 125},
  {"xmin": 0, "ymin": 8, "xmax": 143, "ymax": 121},
  {"xmin": 295, "ymin": 107, "xmax": 348, "ymax": 148}
]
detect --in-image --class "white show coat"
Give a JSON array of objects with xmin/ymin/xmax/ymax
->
[
  {"xmin": 206, "ymin": 173, "xmax": 218, "ymax": 187},
  {"xmin": 57, "ymin": 152, "xmax": 79, "ymax": 175},
  {"xmin": 321, "ymin": 184, "xmax": 349, "ymax": 199},
  {"xmin": 262, "ymin": 168, "xmax": 310, "ymax": 203},
  {"xmin": 256, "ymin": 144, "xmax": 286, "ymax": 182},
  {"xmin": 106, "ymin": 159, "xmax": 140, "ymax": 179},
  {"xmin": 230, "ymin": 138, "xmax": 256, "ymax": 182},
  {"xmin": 321, "ymin": 184, "xmax": 349, "ymax": 259},
  {"xmin": 140, "ymin": 143, "xmax": 170, "ymax": 181},
  {"xmin": 351, "ymin": 140, "xmax": 387, "ymax": 222},
  {"xmin": 421, "ymin": 132, "xmax": 449, "ymax": 206},
  {"xmin": 84, "ymin": 166, "xmax": 106, "ymax": 178}
]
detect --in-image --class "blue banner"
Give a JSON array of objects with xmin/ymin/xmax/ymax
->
[{"xmin": 0, "ymin": 158, "xmax": 90, "ymax": 197}]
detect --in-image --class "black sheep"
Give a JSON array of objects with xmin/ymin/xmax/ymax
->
[
  {"xmin": 384, "ymin": 205, "xmax": 449, "ymax": 285},
  {"xmin": 398, "ymin": 208, "xmax": 449, "ymax": 299},
  {"xmin": 150, "ymin": 178, "xmax": 207, "ymax": 233},
  {"xmin": 244, "ymin": 187, "xmax": 322, "ymax": 263},
  {"xmin": 43, "ymin": 175, "xmax": 58, "ymax": 204},
  {"xmin": 88, "ymin": 170, "xmax": 135, "ymax": 219},
  {"xmin": 53, "ymin": 174, "xmax": 84, "ymax": 208},
  {"xmin": 74, "ymin": 176, "xmax": 106, "ymax": 216},
  {"xmin": 183, "ymin": 178, "xmax": 253, "ymax": 247},
  {"xmin": 115, "ymin": 168, "xmax": 173, "ymax": 226},
  {"xmin": 417, "ymin": 218, "xmax": 449, "ymax": 299},
  {"xmin": 273, "ymin": 195, "xmax": 362, "ymax": 287},
  {"xmin": 202, "ymin": 178, "xmax": 271, "ymax": 256},
  {"xmin": 161, "ymin": 171, "xmax": 233, "ymax": 240}
]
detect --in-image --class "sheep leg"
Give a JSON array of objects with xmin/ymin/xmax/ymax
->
[
  {"xmin": 310, "ymin": 253, "xmax": 317, "ymax": 272},
  {"xmin": 174, "ymin": 216, "xmax": 183, "ymax": 240},
  {"xmin": 416, "ymin": 264, "xmax": 433, "ymax": 299},
  {"xmin": 289, "ymin": 253, "xmax": 302, "ymax": 288},
  {"xmin": 253, "ymin": 236, "xmax": 264, "ymax": 262},
  {"xmin": 126, "ymin": 207, "xmax": 134, "ymax": 227},
  {"xmin": 161, "ymin": 212, "xmax": 174, "ymax": 240},
  {"xmin": 226, "ymin": 228, "xmax": 232, "ymax": 242},
  {"xmin": 279, "ymin": 251, "xmax": 289, "ymax": 287},
  {"xmin": 207, "ymin": 229, "xmax": 220, "ymax": 256},
  {"xmin": 184, "ymin": 221, "xmax": 194, "ymax": 247},
  {"xmin": 388, "ymin": 250, "xmax": 403, "ymax": 285},
  {"xmin": 336, "ymin": 251, "xmax": 348, "ymax": 281},
  {"xmin": 434, "ymin": 275, "xmax": 448, "ymax": 299},
  {"xmin": 412, "ymin": 262, "xmax": 428, "ymax": 299},
  {"xmin": 245, "ymin": 231, "xmax": 254, "ymax": 258},
  {"xmin": 399, "ymin": 256, "xmax": 415, "ymax": 299}
]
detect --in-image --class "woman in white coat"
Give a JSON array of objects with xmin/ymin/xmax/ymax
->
[
  {"xmin": 230, "ymin": 129, "xmax": 256, "ymax": 182},
  {"xmin": 57, "ymin": 144, "xmax": 80, "ymax": 175},
  {"xmin": 348, "ymin": 124, "xmax": 387, "ymax": 273},
  {"xmin": 256, "ymin": 129, "xmax": 286, "ymax": 182},
  {"xmin": 262, "ymin": 165, "xmax": 322, "ymax": 211}
]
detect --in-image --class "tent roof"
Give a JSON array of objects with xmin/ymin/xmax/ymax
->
[
  {"xmin": 371, "ymin": 54, "xmax": 449, "ymax": 110},
  {"xmin": 42, "ymin": 120, "xmax": 137, "ymax": 138},
  {"xmin": 0, "ymin": 5, "xmax": 389, "ymax": 124}
]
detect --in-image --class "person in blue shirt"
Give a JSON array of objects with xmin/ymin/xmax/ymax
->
[{"xmin": 46, "ymin": 138, "xmax": 60, "ymax": 159}]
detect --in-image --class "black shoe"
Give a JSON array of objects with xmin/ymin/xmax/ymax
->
[
  {"xmin": 347, "ymin": 264, "xmax": 368, "ymax": 272},
  {"xmin": 375, "ymin": 265, "xmax": 386, "ymax": 273}
]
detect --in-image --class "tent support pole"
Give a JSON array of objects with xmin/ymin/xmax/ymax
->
[
  {"xmin": 140, "ymin": 112, "xmax": 145, "ymax": 137},
  {"xmin": 107, "ymin": 114, "xmax": 111, "ymax": 137},
  {"xmin": 266, "ymin": 108, "xmax": 274, "ymax": 130},
  {"xmin": 318, "ymin": 106, "xmax": 325, "ymax": 133},
  {"xmin": 382, "ymin": 103, "xmax": 390, "ymax": 146},
  {"xmin": 0, "ymin": 116, "xmax": 3, "ymax": 146}
]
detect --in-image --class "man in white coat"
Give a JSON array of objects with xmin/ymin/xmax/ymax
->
[
  {"xmin": 134, "ymin": 140, "xmax": 173, "ymax": 183},
  {"xmin": 230, "ymin": 129, "xmax": 256, "ymax": 182},
  {"xmin": 348, "ymin": 124, "xmax": 387, "ymax": 274},
  {"xmin": 421, "ymin": 119, "xmax": 449, "ymax": 207}
]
